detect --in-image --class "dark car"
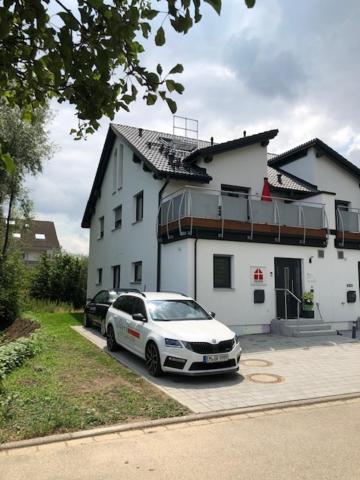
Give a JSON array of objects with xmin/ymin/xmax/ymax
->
[{"xmin": 84, "ymin": 289, "xmax": 140, "ymax": 335}]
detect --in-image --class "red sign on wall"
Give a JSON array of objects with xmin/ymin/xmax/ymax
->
[{"xmin": 250, "ymin": 266, "xmax": 266, "ymax": 285}]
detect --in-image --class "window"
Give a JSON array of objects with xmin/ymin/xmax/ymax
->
[
  {"xmin": 147, "ymin": 300, "xmax": 211, "ymax": 321},
  {"xmin": 118, "ymin": 144, "xmax": 123, "ymax": 189},
  {"xmin": 113, "ymin": 295, "xmax": 134, "ymax": 315},
  {"xmin": 221, "ymin": 184, "xmax": 249, "ymax": 198},
  {"xmin": 213, "ymin": 255, "xmax": 232, "ymax": 288},
  {"xmin": 35, "ymin": 233, "xmax": 46, "ymax": 240},
  {"xmin": 112, "ymin": 265, "xmax": 120, "ymax": 289},
  {"xmin": 97, "ymin": 268, "xmax": 103, "ymax": 285},
  {"xmin": 112, "ymin": 148, "xmax": 118, "ymax": 193},
  {"xmin": 338, "ymin": 251, "xmax": 344, "ymax": 260},
  {"xmin": 93, "ymin": 290, "xmax": 108, "ymax": 303},
  {"xmin": 132, "ymin": 298, "xmax": 147, "ymax": 318},
  {"xmin": 12, "ymin": 232, "xmax": 21, "ymax": 238},
  {"xmin": 99, "ymin": 216, "xmax": 104, "ymax": 239},
  {"xmin": 114, "ymin": 205, "xmax": 122, "ymax": 229},
  {"xmin": 134, "ymin": 191, "xmax": 144, "ymax": 222},
  {"xmin": 318, "ymin": 250, "xmax": 325, "ymax": 259},
  {"xmin": 133, "ymin": 261, "xmax": 142, "ymax": 283}
]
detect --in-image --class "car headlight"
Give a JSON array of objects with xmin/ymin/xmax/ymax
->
[{"xmin": 165, "ymin": 338, "xmax": 183, "ymax": 348}]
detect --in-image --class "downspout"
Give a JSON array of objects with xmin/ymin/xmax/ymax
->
[
  {"xmin": 156, "ymin": 178, "xmax": 170, "ymax": 292},
  {"xmin": 194, "ymin": 236, "xmax": 198, "ymax": 300}
]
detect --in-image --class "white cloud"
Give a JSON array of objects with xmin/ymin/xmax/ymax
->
[{"xmin": 24, "ymin": 0, "xmax": 360, "ymax": 253}]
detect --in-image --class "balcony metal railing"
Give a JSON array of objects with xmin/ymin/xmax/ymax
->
[
  {"xmin": 159, "ymin": 186, "xmax": 329, "ymax": 242},
  {"xmin": 336, "ymin": 206, "xmax": 360, "ymax": 246}
]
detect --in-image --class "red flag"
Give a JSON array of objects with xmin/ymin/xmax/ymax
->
[{"xmin": 261, "ymin": 177, "xmax": 272, "ymax": 202}]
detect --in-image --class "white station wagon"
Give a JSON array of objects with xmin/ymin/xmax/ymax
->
[{"xmin": 105, "ymin": 292, "xmax": 242, "ymax": 376}]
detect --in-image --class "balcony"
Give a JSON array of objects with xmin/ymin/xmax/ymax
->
[
  {"xmin": 159, "ymin": 186, "xmax": 328, "ymax": 246},
  {"xmin": 336, "ymin": 207, "xmax": 360, "ymax": 247}
]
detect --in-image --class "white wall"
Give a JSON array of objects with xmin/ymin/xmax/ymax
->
[
  {"xmin": 162, "ymin": 238, "xmax": 360, "ymax": 334},
  {"xmin": 199, "ymin": 143, "xmax": 268, "ymax": 196},
  {"xmin": 87, "ymin": 136, "xmax": 165, "ymax": 297}
]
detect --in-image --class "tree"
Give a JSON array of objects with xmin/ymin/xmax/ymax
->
[
  {"xmin": 31, "ymin": 252, "xmax": 88, "ymax": 309},
  {"xmin": 0, "ymin": 101, "xmax": 52, "ymax": 257},
  {"xmin": 0, "ymin": 0, "xmax": 255, "ymax": 170}
]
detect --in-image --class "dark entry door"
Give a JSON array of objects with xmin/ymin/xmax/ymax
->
[{"xmin": 275, "ymin": 258, "xmax": 302, "ymax": 318}]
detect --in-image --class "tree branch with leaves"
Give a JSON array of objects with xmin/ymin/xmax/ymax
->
[{"xmin": 0, "ymin": 0, "xmax": 256, "ymax": 170}]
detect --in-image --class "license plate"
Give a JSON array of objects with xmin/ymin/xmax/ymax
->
[{"xmin": 203, "ymin": 354, "xmax": 229, "ymax": 363}]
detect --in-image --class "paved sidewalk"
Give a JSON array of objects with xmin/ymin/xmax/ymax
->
[
  {"xmin": 2, "ymin": 398, "xmax": 360, "ymax": 480},
  {"xmin": 73, "ymin": 326, "xmax": 360, "ymax": 413}
]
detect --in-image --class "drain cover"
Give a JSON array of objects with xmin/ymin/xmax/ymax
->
[
  {"xmin": 240, "ymin": 359, "xmax": 273, "ymax": 367},
  {"xmin": 246, "ymin": 373, "xmax": 284, "ymax": 384}
]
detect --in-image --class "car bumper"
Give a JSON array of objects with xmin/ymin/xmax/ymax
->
[{"xmin": 160, "ymin": 344, "xmax": 242, "ymax": 376}]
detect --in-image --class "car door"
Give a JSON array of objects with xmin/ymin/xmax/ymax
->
[
  {"xmin": 127, "ymin": 297, "xmax": 148, "ymax": 357},
  {"xmin": 93, "ymin": 290, "xmax": 110, "ymax": 327},
  {"xmin": 112, "ymin": 295, "xmax": 134, "ymax": 349},
  {"xmin": 87, "ymin": 291, "xmax": 103, "ymax": 324}
]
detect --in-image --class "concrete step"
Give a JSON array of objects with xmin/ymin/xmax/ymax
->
[
  {"xmin": 278, "ymin": 318, "xmax": 324, "ymax": 326},
  {"xmin": 293, "ymin": 329, "xmax": 337, "ymax": 337},
  {"xmin": 287, "ymin": 323, "xmax": 332, "ymax": 332}
]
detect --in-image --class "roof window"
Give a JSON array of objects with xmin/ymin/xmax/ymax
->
[
  {"xmin": 35, "ymin": 233, "xmax": 46, "ymax": 240},
  {"xmin": 12, "ymin": 233, "xmax": 21, "ymax": 238}
]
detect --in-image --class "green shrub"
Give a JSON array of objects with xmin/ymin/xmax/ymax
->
[
  {"xmin": 0, "ymin": 253, "xmax": 23, "ymax": 329},
  {"xmin": 30, "ymin": 252, "xmax": 88, "ymax": 309},
  {"xmin": 0, "ymin": 334, "xmax": 40, "ymax": 383}
]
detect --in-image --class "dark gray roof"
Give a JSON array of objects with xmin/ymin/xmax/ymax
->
[
  {"xmin": 268, "ymin": 138, "xmax": 360, "ymax": 178},
  {"xmin": 267, "ymin": 166, "xmax": 318, "ymax": 193},
  {"xmin": 112, "ymin": 124, "xmax": 212, "ymax": 182},
  {"xmin": 184, "ymin": 129, "xmax": 279, "ymax": 164}
]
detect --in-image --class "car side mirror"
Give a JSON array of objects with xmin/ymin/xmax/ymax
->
[
  {"xmin": 209, "ymin": 311, "xmax": 216, "ymax": 318},
  {"xmin": 133, "ymin": 313, "xmax": 146, "ymax": 322}
]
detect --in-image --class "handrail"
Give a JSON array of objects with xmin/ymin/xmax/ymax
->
[
  {"xmin": 275, "ymin": 288, "xmax": 301, "ymax": 328},
  {"xmin": 161, "ymin": 185, "xmax": 326, "ymax": 206}
]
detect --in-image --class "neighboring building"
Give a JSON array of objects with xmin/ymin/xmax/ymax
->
[
  {"xmin": 82, "ymin": 122, "xmax": 360, "ymax": 335},
  {"xmin": 5, "ymin": 219, "xmax": 60, "ymax": 265}
]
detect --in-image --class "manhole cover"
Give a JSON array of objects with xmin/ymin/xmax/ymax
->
[
  {"xmin": 246, "ymin": 373, "xmax": 284, "ymax": 384},
  {"xmin": 240, "ymin": 359, "xmax": 273, "ymax": 367}
]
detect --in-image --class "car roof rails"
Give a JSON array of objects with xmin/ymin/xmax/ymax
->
[
  {"xmin": 117, "ymin": 288, "xmax": 146, "ymax": 298},
  {"xmin": 162, "ymin": 290, "xmax": 188, "ymax": 297}
]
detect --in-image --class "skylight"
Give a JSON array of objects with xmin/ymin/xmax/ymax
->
[{"xmin": 35, "ymin": 233, "xmax": 46, "ymax": 240}]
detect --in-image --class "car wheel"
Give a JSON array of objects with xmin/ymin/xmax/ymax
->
[
  {"xmin": 83, "ymin": 313, "xmax": 92, "ymax": 328},
  {"xmin": 145, "ymin": 341, "xmax": 163, "ymax": 377},
  {"xmin": 100, "ymin": 318, "xmax": 106, "ymax": 336},
  {"xmin": 107, "ymin": 325, "xmax": 118, "ymax": 352}
]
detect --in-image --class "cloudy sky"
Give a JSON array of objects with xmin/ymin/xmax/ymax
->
[{"xmin": 25, "ymin": 0, "xmax": 360, "ymax": 254}]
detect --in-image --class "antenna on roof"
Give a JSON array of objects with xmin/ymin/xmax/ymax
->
[
  {"xmin": 173, "ymin": 115, "xmax": 199, "ymax": 149},
  {"xmin": 243, "ymin": 130, "xmax": 247, "ymax": 137}
]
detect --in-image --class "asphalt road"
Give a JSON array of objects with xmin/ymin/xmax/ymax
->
[{"xmin": 2, "ymin": 399, "xmax": 360, "ymax": 480}]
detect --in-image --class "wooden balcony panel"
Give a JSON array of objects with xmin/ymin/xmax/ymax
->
[
  {"xmin": 336, "ymin": 231, "xmax": 360, "ymax": 242},
  {"xmin": 160, "ymin": 217, "xmax": 327, "ymax": 240}
]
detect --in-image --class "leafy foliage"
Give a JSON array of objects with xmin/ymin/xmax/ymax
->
[
  {"xmin": 30, "ymin": 252, "xmax": 88, "ymax": 309},
  {"xmin": 0, "ymin": 0, "xmax": 255, "ymax": 150},
  {"xmin": 0, "ymin": 333, "xmax": 40, "ymax": 383},
  {"xmin": 0, "ymin": 253, "xmax": 23, "ymax": 328}
]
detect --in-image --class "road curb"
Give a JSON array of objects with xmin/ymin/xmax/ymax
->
[{"xmin": 2, "ymin": 391, "xmax": 360, "ymax": 451}]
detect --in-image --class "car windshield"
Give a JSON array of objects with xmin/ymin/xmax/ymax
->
[{"xmin": 147, "ymin": 300, "xmax": 211, "ymax": 321}]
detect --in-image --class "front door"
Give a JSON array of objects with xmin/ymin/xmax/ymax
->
[{"xmin": 275, "ymin": 258, "xmax": 302, "ymax": 318}]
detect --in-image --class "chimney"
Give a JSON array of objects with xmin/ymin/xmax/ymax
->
[
  {"xmin": 243, "ymin": 130, "xmax": 247, "ymax": 137},
  {"xmin": 138, "ymin": 128, "xmax": 143, "ymax": 137},
  {"xmin": 210, "ymin": 136, "xmax": 214, "ymax": 146}
]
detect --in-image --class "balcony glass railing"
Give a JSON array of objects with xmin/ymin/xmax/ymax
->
[
  {"xmin": 336, "ymin": 207, "xmax": 360, "ymax": 245},
  {"xmin": 159, "ymin": 186, "xmax": 328, "ymax": 242}
]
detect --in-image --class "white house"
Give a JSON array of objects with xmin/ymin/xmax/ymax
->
[{"xmin": 82, "ymin": 122, "xmax": 360, "ymax": 336}]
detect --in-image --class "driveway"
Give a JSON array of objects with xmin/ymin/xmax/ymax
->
[{"xmin": 73, "ymin": 326, "xmax": 360, "ymax": 413}]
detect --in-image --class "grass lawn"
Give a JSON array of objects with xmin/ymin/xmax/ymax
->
[{"xmin": 0, "ymin": 312, "xmax": 188, "ymax": 444}]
